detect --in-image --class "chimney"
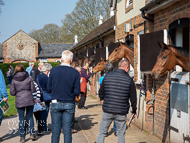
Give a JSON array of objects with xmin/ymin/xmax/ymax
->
[
  {"xmin": 99, "ymin": 15, "xmax": 103, "ymax": 26},
  {"xmin": 110, "ymin": 7, "xmax": 114, "ymax": 17},
  {"xmin": 74, "ymin": 35, "xmax": 78, "ymax": 44}
]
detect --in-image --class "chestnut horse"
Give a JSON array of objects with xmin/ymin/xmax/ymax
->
[
  {"xmin": 108, "ymin": 41, "xmax": 134, "ymax": 67},
  {"xmin": 92, "ymin": 59, "xmax": 106, "ymax": 73},
  {"xmin": 151, "ymin": 43, "xmax": 190, "ymax": 79}
]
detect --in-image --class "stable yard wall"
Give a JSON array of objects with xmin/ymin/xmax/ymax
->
[
  {"xmin": 143, "ymin": 0, "xmax": 190, "ymax": 142},
  {"xmin": 115, "ymin": 0, "xmax": 190, "ymax": 142}
]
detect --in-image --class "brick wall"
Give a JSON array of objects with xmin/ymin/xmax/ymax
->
[
  {"xmin": 145, "ymin": 0, "xmax": 190, "ymax": 141},
  {"xmin": 115, "ymin": 14, "xmax": 144, "ymax": 82}
]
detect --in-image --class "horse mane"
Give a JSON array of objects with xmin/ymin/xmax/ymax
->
[
  {"xmin": 115, "ymin": 42, "xmax": 133, "ymax": 50},
  {"xmin": 165, "ymin": 45, "xmax": 189, "ymax": 57}
]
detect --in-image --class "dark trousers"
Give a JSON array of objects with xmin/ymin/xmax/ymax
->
[
  {"xmin": 34, "ymin": 111, "xmax": 43, "ymax": 133},
  {"xmin": 72, "ymin": 105, "xmax": 76, "ymax": 129},
  {"xmin": 78, "ymin": 92, "xmax": 86, "ymax": 108}
]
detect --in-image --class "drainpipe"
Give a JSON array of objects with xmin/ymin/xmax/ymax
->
[
  {"xmin": 141, "ymin": 10, "xmax": 154, "ymax": 23},
  {"xmin": 97, "ymin": 36, "xmax": 104, "ymax": 48}
]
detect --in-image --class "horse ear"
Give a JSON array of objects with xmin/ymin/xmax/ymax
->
[
  {"xmin": 162, "ymin": 42, "xmax": 170, "ymax": 50},
  {"xmin": 158, "ymin": 42, "xmax": 163, "ymax": 48},
  {"xmin": 101, "ymin": 57, "xmax": 103, "ymax": 60},
  {"xmin": 119, "ymin": 41, "xmax": 122, "ymax": 46}
]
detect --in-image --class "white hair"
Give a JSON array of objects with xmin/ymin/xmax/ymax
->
[
  {"xmin": 61, "ymin": 50, "xmax": 73, "ymax": 62},
  {"xmin": 29, "ymin": 62, "xmax": 34, "ymax": 66},
  {"xmin": 41, "ymin": 63, "xmax": 52, "ymax": 72},
  {"xmin": 38, "ymin": 62, "xmax": 44, "ymax": 66},
  {"xmin": 75, "ymin": 66, "xmax": 81, "ymax": 71}
]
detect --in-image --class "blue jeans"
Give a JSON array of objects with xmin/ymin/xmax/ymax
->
[
  {"xmin": 17, "ymin": 106, "xmax": 34, "ymax": 137},
  {"xmin": 113, "ymin": 120, "xmax": 117, "ymax": 132},
  {"xmin": 96, "ymin": 112, "xmax": 127, "ymax": 143},
  {"xmin": 0, "ymin": 108, "xmax": 2, "ymax": 126},
  {"xmin": 7, "ymin": 76, "xmax": 11, "ymax": 84},
  {"xmin": 51, "ymin": 102, "xmax": 75, "ymax": 143},
  {"xmin": 41, "ymin": 101, "xmax": 50, "ymax": 131}
]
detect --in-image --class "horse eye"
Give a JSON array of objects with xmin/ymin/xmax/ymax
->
[
  {"xmin": 115, "ymin": 49, "xmax": 118, "ymax": 51},
  {"xmin": 162, "ymin": 56, "xmax": 167, "ymax": 59}
]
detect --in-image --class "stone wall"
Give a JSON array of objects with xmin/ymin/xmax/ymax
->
[{"xmin": 3, "ymin": 30, "xmax": 38, "ymax": 63}]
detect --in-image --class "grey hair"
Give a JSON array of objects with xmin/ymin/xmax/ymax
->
[
  {"xmin": 29, "ymin": 62, "xmax": 34, "ymax": 66},
  {"xmin": 38, "ymin": 62, "xmax": 44, "ymax": 66},
  {"xmin": 75, "ymin": 66, "xmax": 81, "ymax": 71},
  {"xmin": 104, "ymin": 63, "xmax": 113, "ymax": 73},
  {"xmin": 61, "ymin": 50, "xmax": 73, "ymax": 62},
  {"xmin": 118, "ymin": 59, "xmax": 129, "ymax": 68},
  {"xmin": 41, "ymin": 63, "xmax": 52, "ymax": 72}
]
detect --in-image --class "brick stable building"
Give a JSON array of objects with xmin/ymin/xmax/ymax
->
[
  {"xmin": 1, "ymin": 30, "xmax": 74, "ymax": 63},
  {"xmin": 71, "ymin": 15, "xmax": 116, "ymax": 97},
  {"xmin": 112, "ymin": 0, "xmax": 190, "ymax": 142}
]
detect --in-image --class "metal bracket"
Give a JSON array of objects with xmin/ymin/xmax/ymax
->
[
  {"xmin": 185, "ymin": 81, "xmax": 190, "ymax": 86},
  {"xmin": 183, "ymin": 133, "xmax": 190, "ymax": 141},
  {"xmin": 170, "ymin": 78, "xmax": 179, "ymax": 82}
]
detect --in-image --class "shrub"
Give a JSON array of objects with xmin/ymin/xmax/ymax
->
[{"xmin": 0, "ymin": 62, "xmax": 61, "ymax": 84}]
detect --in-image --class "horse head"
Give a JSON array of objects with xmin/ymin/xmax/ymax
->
[
  {"xmin": 92, "ymin": 58, "xmax": 106, "ymax": 73},
  {"xmin": 151, "ymin": 43, "xmax": 176, "ymax": 79},
  {"xmin": 108, "ymin": 42, "xmax": 125, "ymax": 63}
]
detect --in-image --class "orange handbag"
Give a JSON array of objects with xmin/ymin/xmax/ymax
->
[{"xmin": 75, "ymin": 94, "xmax": 81, "ymax": 103}]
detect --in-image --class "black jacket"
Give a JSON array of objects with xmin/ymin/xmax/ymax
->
[
  {"xmin": 31, "ymin": 68, "xmax": 41, "ymax": 82},
  {"xmin": 99, "ymin": 69, "xmax": 137, "ymax": 115}
]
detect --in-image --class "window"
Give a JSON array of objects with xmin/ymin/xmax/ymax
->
[
  {"xmin": 126, "ymin": 0, "xmax": 132, "ymax": 8},
  {"xmin": 137, "ymin": 31, "xmax": 144, "ymax": 83},
  {"xmin": 56, "ymin": 59, "xmax": 61, "ymax": 62},
  {"xmin": 125, "ymin": 0, "xmax": 133, "ymax": 13},
  {"xmin": 39, "ymin": 58, "xmax": 48, "ymax": 62},
  {"xmin": 94, "ymin": 47, "xmax": 96, "ymax": 54}
]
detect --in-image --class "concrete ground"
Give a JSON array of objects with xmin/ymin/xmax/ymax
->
[{"xmin": 0, "ymin": 95, "xmax": 161, "ymax": 143}]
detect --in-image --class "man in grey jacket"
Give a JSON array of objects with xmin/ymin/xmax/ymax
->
[{"xmin": 96, "ymin": 60, "xmax": 137, "ymax": 143}]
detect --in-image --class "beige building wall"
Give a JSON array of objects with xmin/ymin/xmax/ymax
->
[
  {"xmin": 3, "ymin": 30, "xmax": 38, "ymax": 63},
  {"xmin": 117, "ymin": 0, "xmax": 145, "ymax": 25}
]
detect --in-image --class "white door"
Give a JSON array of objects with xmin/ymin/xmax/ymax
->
[{"xmin": 170, "ymin": 72, "xmax": 189, "ymax": 143}]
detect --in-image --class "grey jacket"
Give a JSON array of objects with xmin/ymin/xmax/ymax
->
[{"xmin": 10, "ymin": 72, "xmax": 36, "ymax": 108}]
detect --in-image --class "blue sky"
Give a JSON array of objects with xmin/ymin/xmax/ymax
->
[{"xmin": 0, "ymin": 0, "xmax": 78, "ymax": 43}]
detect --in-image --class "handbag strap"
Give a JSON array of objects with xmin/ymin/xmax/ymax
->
[{"xmin": 36, "ymin": 76, "xmax": 43, "ymax": 92}]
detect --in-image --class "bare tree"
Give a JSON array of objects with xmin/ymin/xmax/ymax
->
[
  {"xmin": 29, "ymin": 0, "xmax": 111, "ymax": 44},
  {"xmin": 60, "ymin": 0, "xmax": 111, "ymax": 43},
  {"xmin": 29, "ymin": 24, "xmax": 61, "ymax": 43}
]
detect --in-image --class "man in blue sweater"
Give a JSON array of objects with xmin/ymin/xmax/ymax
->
[
  {"xmin": 0, "ymin": 70, "xmax": 8, "ymax": 142},
  {"xmin": 47, "ymin": 50, "xmax": 80, "ymax": 143}
]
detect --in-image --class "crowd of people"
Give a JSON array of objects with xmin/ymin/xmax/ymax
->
[{"xmin": 0, "ymin": 50, "xmax": 137, "ymax": 143}]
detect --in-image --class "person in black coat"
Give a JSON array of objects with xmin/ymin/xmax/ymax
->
[
  {"xmin": 31, "ymin": 62, "xmax": 44, "ymax": 81},
  {"xmin": 96, "ymin": 60, "xmax": 137, "ymax": 143}
]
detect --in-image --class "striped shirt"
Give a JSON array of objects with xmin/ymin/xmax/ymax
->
[{"xmin": 32, "ymin": 81, "xmax": 41, "ymax": 101}]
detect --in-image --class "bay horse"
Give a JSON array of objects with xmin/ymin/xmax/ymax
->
[
  {"xmin": 108, "ymin": 41, "xmax": 134, "ymax": 67},
  {"xmin": 151, "ymin": 43, "xmax": 190, "ymax": 79},
  {"xmin": 92, "ymin": 59, "xmax": 106, "ymax": 73},
  {"xmin": 71, "ymin": 55, "xmax": 95, "ymax": 69}
]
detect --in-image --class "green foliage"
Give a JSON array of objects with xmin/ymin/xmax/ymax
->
[
  {"xmin": 2, "ymin": 87, "xmax": 17, "ymax": 118},
  {"xmin": 0, "ymin": 62, "xmax": 61, "ymax": 84}
]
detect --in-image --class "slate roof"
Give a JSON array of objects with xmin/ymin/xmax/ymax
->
[
  {"xmin": 71, "ymin": 15, "xmax": 115, "ymax": 51},
  {"xmin": 38, "ymin": 44, "xmax": 74, "ymax": 58},
  {"xmin": 0, "ymin": 44, "xmax": 3, "ymax": 59}
]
